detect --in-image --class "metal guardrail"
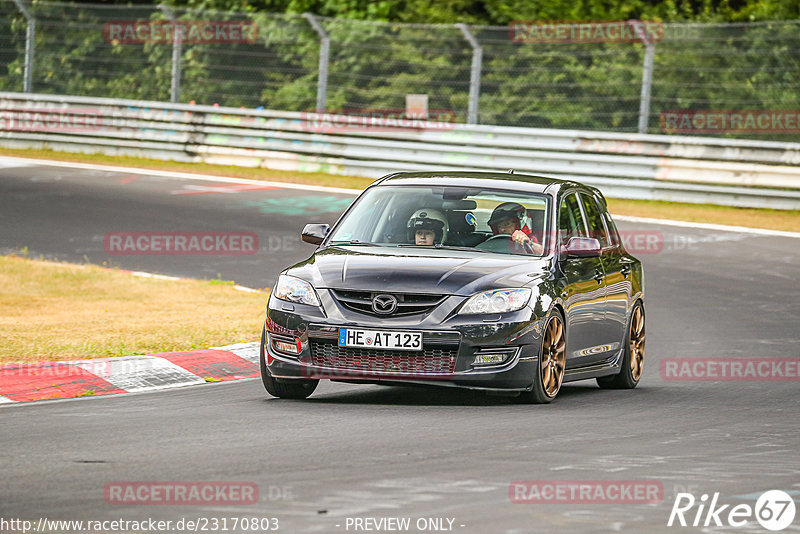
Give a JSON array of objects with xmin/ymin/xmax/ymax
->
[
  {"xmin": 1, "ymin": 92, "xmax": 800, "ymax": 209},
  {"xmin": 3, "ymin": 3, "xmax": 800, "ymax": 138}
]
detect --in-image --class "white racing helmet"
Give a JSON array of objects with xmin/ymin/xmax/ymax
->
[{"xmin": 407, "ymin": 208, "xmax": 449, "ymax": 244}]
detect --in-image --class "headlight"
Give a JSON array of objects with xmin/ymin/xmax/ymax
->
[
  {"xmin": 273, "ymin": 275, "xmax": 321, "ymax": 307},
  {"xmin": 459, "ymin": 288, "xmax": 531, "ymax": 315}
]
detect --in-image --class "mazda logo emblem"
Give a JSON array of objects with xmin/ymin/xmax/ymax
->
[{"xmin": 371, "ymin": 294, "xmax": 398, "ymax": 314}]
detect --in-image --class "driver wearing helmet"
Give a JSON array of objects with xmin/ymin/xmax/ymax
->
[
  {"xmin": 407, "ymin": 208, "xmax": 449, "ymax": 246},
  {"xmin": 488, "ymin": 202, "xmax": 543, "ymax": 254}
]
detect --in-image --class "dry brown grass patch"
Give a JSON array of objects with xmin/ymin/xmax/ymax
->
[{"xmin": 0, "ymin": 255, "xmax": 267, "ymax": 363}]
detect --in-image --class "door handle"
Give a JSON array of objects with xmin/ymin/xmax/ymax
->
[
  {"xmin": 621, "ymin": 265, "xmax": 632, "ymax": 278},
  {"xmin": 593, "ymin": 270, "xmax": 605, "ymax": 284}
]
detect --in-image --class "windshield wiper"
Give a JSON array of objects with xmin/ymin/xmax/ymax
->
[
  {"xmin": 396, "ymin": 244, "xmax": 489, "ymax": 253},
  {"xmin": 437, "ymin": 245, "xmax": 490, "ymax": 253},
  {"xmin": 327, "ymin": 240, "xmax": 379, "ymax": 246}
]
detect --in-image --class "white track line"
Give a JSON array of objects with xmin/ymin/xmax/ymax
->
[
  {"xmin": 613, "ymin": 215, "xmax": 800, "ymax": 239},
  {"xmin": 129, "ymin": 271, "xmax": 182, "ymax": 281},
  {"xmin": 3, "ymin": 155, "xmax": 797, "ymax": 238},
  {"xmin": 233, "ymin": 285, "xmax": 262, "ymax": 293},
  {"xmin": 0, "ymin": 156, "xmax": 361, "ymax": 195},
  {"xmin": 127, "ymin": 270, "xmax": 263, "ymax": 292}
]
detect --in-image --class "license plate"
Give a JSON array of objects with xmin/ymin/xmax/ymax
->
[{"xmin": 338, "ymin": 329, "xmax": 422, "ymax": 351}]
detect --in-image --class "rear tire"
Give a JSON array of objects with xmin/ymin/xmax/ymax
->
[
  {"xmin": 259, "ymin": 326, "xmax": 318, "ymax": 399},
  {"xmin": 516, "ymin": 310, "xmax": 566, "ymax": 404},
  {"xmin": 597, "ymin": 302, "xmax": 645, "ymax": 390}
]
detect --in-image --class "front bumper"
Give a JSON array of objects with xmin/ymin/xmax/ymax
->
[{"xmin": 264, "ymin": 292, "xmax": 546, "ymax": 392}]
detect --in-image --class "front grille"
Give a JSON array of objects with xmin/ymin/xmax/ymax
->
[
  {"xmin": 310, "ymin": 339, "xmax": 456, "ymax": 375},
  {"xmin": 330, "ymin": 289, "xmax": 446, "ymax": 317}
]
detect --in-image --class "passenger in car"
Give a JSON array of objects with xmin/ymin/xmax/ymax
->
[
  {"xmin": 414, "ymin": 228, "xmax": 436, "ymax": 245},
  {"xmin": 407, "ymin": 208, "xmax": 449, "ymax": 246}
]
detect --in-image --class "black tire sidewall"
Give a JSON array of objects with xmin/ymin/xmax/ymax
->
[
  {"xmin": 259, "ymin": 325, "xmax": 319, "ymax": 399},
  {"xmin": 259, "ymin": 325, "xmax": 278, "ymax": 393}
]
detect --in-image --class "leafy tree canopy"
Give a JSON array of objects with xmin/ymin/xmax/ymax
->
[{"xmin": 152, "ymin": 0, "xmax": 799, "ymax": 22}]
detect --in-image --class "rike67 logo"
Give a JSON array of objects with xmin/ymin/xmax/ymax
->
[{"xmin": 668, "ymin": 490, "xmax": 796, "ymax": 531}]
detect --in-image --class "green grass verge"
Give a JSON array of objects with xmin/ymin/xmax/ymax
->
[{"xmin": 0, "ymin": 254, "xmax": 267, "ymax": 363}]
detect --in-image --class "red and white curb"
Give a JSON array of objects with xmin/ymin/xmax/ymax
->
[{"xmin": 0, "ymin": 342, "xmax": 260, "ymax": 404}]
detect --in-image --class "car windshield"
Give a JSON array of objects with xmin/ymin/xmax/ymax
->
[{"xmin": 327, "ymin": 185, "xmax": 550, "ymax": 256}]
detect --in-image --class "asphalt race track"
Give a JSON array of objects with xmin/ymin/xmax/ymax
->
[{"xmin": 1, "ymin": 158, "xmax": 799, "ymax": 533}]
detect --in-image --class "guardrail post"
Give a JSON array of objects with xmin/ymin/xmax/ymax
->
[
  {"xmin": 12, "ymin": 0, "xmax": 35, "ymax": 93},
  {"xmin": 159, "ymin": 5, "xmax": 182, "ymax": 103},
  {"xmin": 632, "ymin": 22, "xmax": 656, "ymax": 134},
  {"xmin": 456, "ymin": 23, "xmax": 482, "ymax": 125},
  {"xmin": 638, "ymin": 42, "xmax": 655, "ymax": 134},
  {"xmin": 304, "ymin": 13, "xmax": 329, "ymax": 113}
]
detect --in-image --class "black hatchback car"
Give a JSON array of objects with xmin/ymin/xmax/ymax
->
[{"xmin": 260, "ymin": 171, "xmax": 644, "ymax": 403}]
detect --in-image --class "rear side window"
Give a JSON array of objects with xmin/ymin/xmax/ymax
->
[
  {"xmin": 580, "ymin": 192, "xmax": 609, "ymax": 248},
  {"xmin": 558, "ymin": 193, "xmax": 587, "ymax": 245},
  {"xmin": 601, "ymin": 209, "xmax": 621, "ymax": 247},
  {"xmin": 591, "ymin": 193, "xmax": 621, "ymax": 247}
]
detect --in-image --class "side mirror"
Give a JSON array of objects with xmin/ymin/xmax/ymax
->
[
  {"xmin": 301, "ymin": 223, "xmax": 330, "ymax": 245},
  {"xmin": 561, "ymin": 237, "xmax": 601, "ymax": 258}
]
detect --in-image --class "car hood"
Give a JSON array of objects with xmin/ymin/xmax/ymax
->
[{"xmin": 284, "ymin": 245, "xmax": 550, "ymax": 295}]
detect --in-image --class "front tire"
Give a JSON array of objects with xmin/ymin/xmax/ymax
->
[
  {"xmin": 259, "ymin": 326, "xmax": 318, "ymax": 399},
  {"xmin": 597, "ymin": 302, "xmax": 645, "ymax": 390},
  {"xmin": 516, "ymin": 310, "xmax": 566, "ymax": 404}
]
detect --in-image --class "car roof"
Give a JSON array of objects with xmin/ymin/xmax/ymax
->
[{"xmin": 374, "ymin": 171, "xmax": 586, "ymax": 196}]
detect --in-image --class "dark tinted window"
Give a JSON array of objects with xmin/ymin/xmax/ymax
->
[
  {"xmin": 602, "ymin": 209, "xmax": 621, "ymax": 247},
  {"xmin": 580, "ymin": 193, "xmax": 609, "ymax": 247},
  {"xmin": 558, "ymin": 193, "xmax": 586, "ymax": 245},
  {"xmin": 592, "ymin": 193, "xmax": 620, "ymax": 247}
]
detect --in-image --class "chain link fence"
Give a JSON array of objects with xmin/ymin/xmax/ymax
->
[{"xmin": 1, "ymin": 1, "xmax": 799, "ymax": 138}]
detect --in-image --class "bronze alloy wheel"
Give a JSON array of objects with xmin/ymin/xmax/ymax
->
[
  {"xmin": 541, "ymin": 314, "xmax": 566, "ymax": 398},
  {"xmin": 629, "ymin": 305, "xmax": 645, "ymax": 381}
]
